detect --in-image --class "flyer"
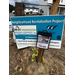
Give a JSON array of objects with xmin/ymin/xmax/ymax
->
[
  {"xmin": 37, "ymin": 31, "xmax": 52, "ymax": 49},
  {"xmin": 11, "ymin": 15, "xmax": 65, "ymax": 49}
]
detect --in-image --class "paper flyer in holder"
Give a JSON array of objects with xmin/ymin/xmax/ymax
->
[{"xmin": 37, "ymin": 31, "xmax": 52, "ymax": 49}]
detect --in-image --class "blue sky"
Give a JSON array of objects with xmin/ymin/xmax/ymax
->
[{"xmin": 9, "ymin": 0, "xmax": 39, "ymax": 7}]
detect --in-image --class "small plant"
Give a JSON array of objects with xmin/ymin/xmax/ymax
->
[
  {"xmin": 30, "ymin": 47, "xmax": 45, "ymax": 63},
  {"xmin": 42, "ymin": 57, "xmax": 45, "ymax": 64},
  {"xmin": 31, "ymin": 47, "xmax": 38, "ymax": 62}
]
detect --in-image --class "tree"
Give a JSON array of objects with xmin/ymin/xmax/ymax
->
[{"xmin": 9, "ymin": 4, "xmax": 15, "ymax": 12}]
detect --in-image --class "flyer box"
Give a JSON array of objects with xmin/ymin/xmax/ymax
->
[{"xmin": 37, "ymin": 31, "xmax": 52, "ymax": 49}]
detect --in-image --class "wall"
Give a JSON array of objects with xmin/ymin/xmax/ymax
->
[
  {"xmin": 39, "ymin": 0, "xmax": 65, "ymax": 15},
  {"xmin": 39, "ymin": 0, "xmax": 49, "ymax": 15},
  {"xmin": 59, "ymin": 8, "xmax": 65, "ymax": 15},
  {"xmin": 48, "ymin": 0, "xmax": 65, "ymax": 5}
]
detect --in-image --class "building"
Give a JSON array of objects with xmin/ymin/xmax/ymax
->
[
  {"xmin": 12, "ymin": 6, "xmax": 39, "ymax": 15},
  {"xmin": 39, "ymin": 0, "xmax": 65, "ymax": 15},
  {"xmin": 24, "ymin": 7, "xmax": 39, "ymax": 15}
]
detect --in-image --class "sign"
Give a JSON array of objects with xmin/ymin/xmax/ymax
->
[
  {"xmin": 48, "ymin": 0, "xmax": 65, "ymax": 5},
  {"xmin": 11, "ymin": 15, "xmax": 65, "ymax": 49},
  {"xmin": 13, "ymin": 32, "xmax": 27, "ymax": 49}
]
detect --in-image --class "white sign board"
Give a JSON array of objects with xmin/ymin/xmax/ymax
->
[{"xmin": 48, "ymin": 0, "xmax": 65, "ymax": 5}]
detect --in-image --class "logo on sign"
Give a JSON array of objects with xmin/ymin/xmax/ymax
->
[
  {"xmin": 14, "ymin": 26, "xmax": 21, "ymax": 31},
  {"xmin": 47, "ymin": 25, "xmax": 57, "ymax": 30}
]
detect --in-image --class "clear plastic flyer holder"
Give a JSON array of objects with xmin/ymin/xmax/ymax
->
[{"xmin": 37, "ymin": 30, "xmax": 52, "ymax": 49}]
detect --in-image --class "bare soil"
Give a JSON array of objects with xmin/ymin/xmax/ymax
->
[{"xmin": 9, "ymin": 27, "xmax": 65, "ymax": 75}]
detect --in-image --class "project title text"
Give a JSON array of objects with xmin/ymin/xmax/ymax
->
[{"xmin": 11, "ymin": 19, "xmax": 64, "ymax": 24}]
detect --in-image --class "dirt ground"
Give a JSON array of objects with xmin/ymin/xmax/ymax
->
[{"xmin": 9, "ymin": 27, "xmax": 65, "ymax": 75}]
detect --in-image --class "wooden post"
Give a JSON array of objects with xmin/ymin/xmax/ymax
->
[
  {"xmin": 49, "ymin": 0, "xmax": 60, "ymax": 15},
  {"xmin": 36, "ymin": 48, "xmax": 44, "ymax": 62},
  {"xmin": 36, "ymin": 0, "xmax": 60, "ymax": 62}
]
